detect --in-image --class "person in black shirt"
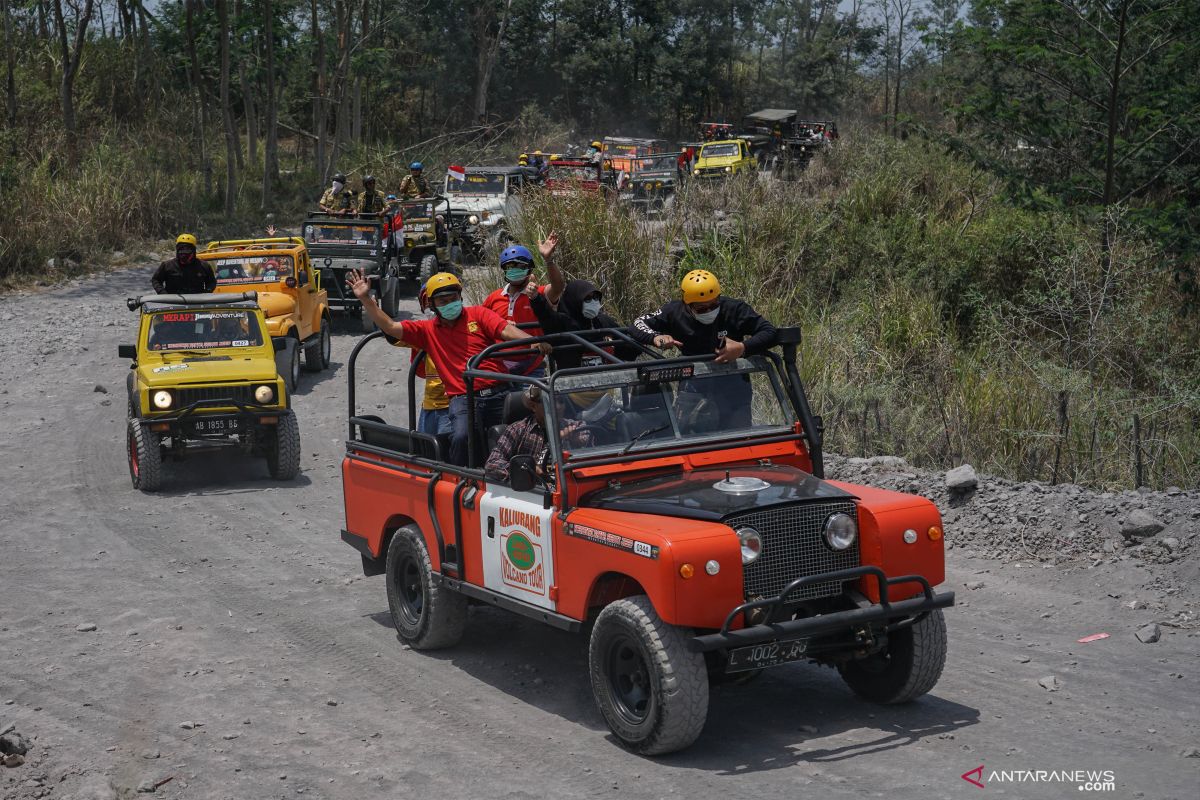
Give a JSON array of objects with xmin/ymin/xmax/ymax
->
[
  {"xmin": 151, "ymin": 233, "xmax": 216, "ymax": 294},
  {"xmin": 632, "ymin": 269, "xmax": 776, "ymax": 428},
  {"xmin": 531, "ymin": 275, "xmax": 640, "ymax": 370}
]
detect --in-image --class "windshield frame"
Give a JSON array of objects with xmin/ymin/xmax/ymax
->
[
  {"xmin": 445, "ymin": 173, "xmax": 508, "ymax": 195},
  {"xmin": 700, "ymin": 143, "xmax": 740, "ymax": 158},
  {"xmin": 142, "ymin": 308, "xmax": 268, "ymax": 353}
]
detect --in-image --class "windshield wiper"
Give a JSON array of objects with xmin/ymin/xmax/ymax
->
[
  {"xmin": 621, "ymin": 423, "xmax": 671, "ymax": 455},
  {"xmin": 161, "ymin": 350, "xmax": 209, "ymax": 356}
]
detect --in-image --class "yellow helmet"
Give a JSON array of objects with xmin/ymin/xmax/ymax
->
[
  {"xmin": 534, "ymin": 149, "xmax": 543, "ymax": 155},
  {"xmin": 590, "ymin": 140, "xmax": 602, "ymax": 149},
  {"xmin": 176, "ymin": 233, "xmax": 198, "ymax": 248},
  {"xmin": 518, "ymin": 155, "xmax": 529, "ymax": 165},
  {"xmin": 681, "ymin": 269, "xmax": 721, "ymax": 304},
  {"xmin": 424, "ymin": 272, "xmax": 463, "ymax": 298}
]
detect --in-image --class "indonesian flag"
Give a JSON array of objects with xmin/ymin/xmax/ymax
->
[{"xmin": 447, "ymin": 164, "xmax": 465, "ymax": 182}]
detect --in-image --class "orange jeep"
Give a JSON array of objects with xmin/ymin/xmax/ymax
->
[{"xmin": 339, "ymin": 328, "xmax": 954, "ymax": 755}]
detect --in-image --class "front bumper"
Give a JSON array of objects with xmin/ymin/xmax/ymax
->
[
  {"xmin": 142, "ymin": 398, "xmax": 287, "ymax": 436},
  {"xmin": 690, "ymin": 565, "xmax": 955, "ymax": 653}
]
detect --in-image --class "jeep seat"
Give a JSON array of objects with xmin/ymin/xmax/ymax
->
[{"xmin": 486, "ymin": 390, "xmax": 531, "ymax": 453}]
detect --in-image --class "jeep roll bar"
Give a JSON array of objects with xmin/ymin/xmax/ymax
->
[
  {"xmin": 127, "ymin": 291, "xmax": 258, "ymax": 311},
  {"xmin": 203, "ymin": 237, "xmax": 306, "ymax": 251}
]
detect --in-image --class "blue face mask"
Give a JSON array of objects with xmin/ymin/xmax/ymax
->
[
  {"xmin": 437, "ymin": 300, "xmax": 464, "ymax": 321},
  {"xmin": 505, "ymin": 266, "xmax": 532, "ymax": 284}
]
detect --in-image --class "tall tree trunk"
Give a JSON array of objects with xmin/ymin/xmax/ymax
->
[
  {"xmin": 51, "ymin": 0, "xmax": 94, "ymax": 150},
  {"xmin": 218, "ymin": 0, "xmax": 238, "ymax": 217},
  {"xmin": 2, "ymin": 0, "xmax": 16, "ymax": 129},
  {"xmin": 471, "ymin": 0, "xmax": 513, "ymax": 124},
  {"xmin": 36, "ymin": 0, "xmax": 53, "ymax": 86},
  {"xmin": 185, "ymin": 0, "xmax": 212, "ymax": 196},
  {"xmin": 310, "ymin": 0, "xmax": 327, "ymax": 182},
  {"xmin": 892, "ymin": 17, "xmax": 903, "ymax": 136},
  {"xmin": 262, "ymin": 0, "xmax": 277, "ymax": 209},
  {"xmin": 328, "ymin": 0, "xmax": 353, "ymax": 172},
  {"xmin": 241, "ymin": 58, "xmax": 258, "ymax": 166}
]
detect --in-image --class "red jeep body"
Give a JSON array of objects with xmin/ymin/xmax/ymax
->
[{"xmin": 340, "ymin": 327, "xmax": 954, "ymax": 754}]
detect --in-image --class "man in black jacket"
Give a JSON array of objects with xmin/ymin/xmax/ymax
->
[
  {"xmin": 151, "ymin": 234, "xmax": 216, "ymax": 294},
  {"xmin": 632, "ymin": 269, "xmax": 777, "ymax": 428}
]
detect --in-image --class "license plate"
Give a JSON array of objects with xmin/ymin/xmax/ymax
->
[
  {"xmin": 191, "ymin": 418, "xmax": 240, "ymax": 434},
  {"xmin": 727, "ymin": 638, "xmax": 809, "ymax": 672}
]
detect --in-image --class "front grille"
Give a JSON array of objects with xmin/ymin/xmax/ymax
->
[
  {"xmin": 727, "ymin": 501, "xmax": 860, "ymax": 601},
  {"xmin": 699, "ymin": 167, "xmax": 727, "ymax": 177},
  {"xmin": 176, "ymin": 385, "xmax": 256, "ymax": 408}
]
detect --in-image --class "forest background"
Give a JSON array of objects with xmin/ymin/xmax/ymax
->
[{"xmin": 0, "ymin": 0, "xmax": 1196, "ymax": 490}]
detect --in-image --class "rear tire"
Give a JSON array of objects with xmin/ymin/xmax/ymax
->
[
  {"xmin": 264, "ymin": 411, "xmax": 301, "ymax": 480},
  {"xmin": 385, "ymin": 525, "xmax": 467, "ymax": 650},
  {"xmin": 418, "ymin": 253, "xmax": 438, "ymax": 284},
  {"xmin": 361, "ymin": 290, "xmax": 379, "ymax": 333},
  {"xmin": 127, "ymin": 418, "xmax": 162, "ymax": 492},
  {"xmin": 304, "ymin": 319, "xmax": 331, "ymax": 372},
  {"xmin": 589, "ymin": 595, "xmax": 708, "ymax": 755},
  {"xmin": 838, "ymin": 609, "xmax": 947, "ymax": 704}
]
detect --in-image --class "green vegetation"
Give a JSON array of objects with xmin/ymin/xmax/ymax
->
[{"xmin": 517, "ymin": 134, "xmax": 1198, "ymax": 490}]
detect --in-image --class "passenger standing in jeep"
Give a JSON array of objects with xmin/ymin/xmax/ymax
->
[{"xmin": 346, "ymin": 269, "xmax": 549, "ymax": 466}]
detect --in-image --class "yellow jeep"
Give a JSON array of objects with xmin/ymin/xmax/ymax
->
[
  {"xmin": 692, "ymin": 138, "xmax": 757, "ymax": 179},
  {"xmin": 198, "ymin": 237, "xmax": 331, "ymax": 391},
  {"xmin": 119, "ymin": 292, "xmax": 299, "ymax": 492}
]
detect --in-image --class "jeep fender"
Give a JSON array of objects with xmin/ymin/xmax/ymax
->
[{"xmin": 126, "ymin": 371, "xmax": 141, "ymax": 416}]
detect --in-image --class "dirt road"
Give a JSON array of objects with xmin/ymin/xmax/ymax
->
[{"xmin": 1, "ymin": 266, "xmax": 1197, "ymax": 800}]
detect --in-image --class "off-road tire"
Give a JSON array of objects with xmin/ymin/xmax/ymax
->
[
  {"xmin": 304, "ymin": 318, "xmax": 331, "ymax": 372},
  {"xmin": 362, "ymin": 290, "xmax": 379, "ymax": 333},
  {"xmin": 275, "ymin": 337, "xmax": 300, "ymax": 391},
  {"xmin": 418, "ymin": 254, "xmax": 438, "ymax": 285},
  {"xmin": 127, "ymin": 418, "xmax": 162, "ymax": 492},
  {"xmin": 381, "ymin": 278, "xmax": 400, "ymax": 319},
  {"xmin": 264, "ymin": 411, "xmax": 301, "ymax": 480},
  {"xmin": 385, "ymin": 525, "xmax": 467, "ymax": 650},
  {"xmin": 838, "ymin": 609, "xmax": 947, "ymax": 704},
  {"xmin": 589, "ymin": 595, "xmax": 708, "ymax": 755}
]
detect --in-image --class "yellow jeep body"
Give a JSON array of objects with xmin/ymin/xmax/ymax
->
[{"xmin": 693, "ymin": 139, "xmax": 757, "ymax": 179}]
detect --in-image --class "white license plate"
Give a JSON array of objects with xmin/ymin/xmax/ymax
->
[
  {"xmin": 191, "ymin": 418, "xmax": 239, "ymax": 434},
  {"xmin": 727, "ymin": 638, "xmax": 809, "ymax": 672}
]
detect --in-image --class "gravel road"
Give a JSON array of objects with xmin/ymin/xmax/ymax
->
[{"xmin": 1, "ymin": 264, "xmax": 1197, "ymax": 800}]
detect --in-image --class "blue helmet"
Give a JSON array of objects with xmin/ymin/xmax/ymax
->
[
  {"xmin": 410, "ymin": 161, "xmax": 423, "ymax": 171},
  {"xmin": 500, "ymin": 245, "xmax": 534, "ymax": 267}
]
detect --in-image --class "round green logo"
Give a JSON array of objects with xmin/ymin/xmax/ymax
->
[{"xmin": 505, "ymin": 532, "xmax": 536, "ymax": 571}]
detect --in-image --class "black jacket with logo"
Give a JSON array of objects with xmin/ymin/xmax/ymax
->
[
  {"xmin": 631, "ymin": 297, "xmax": 777, "ymax": 356},
  {"xmin": 152, "ymin": 257, "xmax": 217, "ymax": 294}
]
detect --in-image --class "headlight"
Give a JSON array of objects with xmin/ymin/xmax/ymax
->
[
  {"xmin": 693, "ymin": 168, "xmax": 700, "ymax": 175},
  {"xmin": 724, "ymin": 165, "xmax": 732, "ymax": 173},
  {"xmin": 468, "ymin": 214, "xmax": 479, "ymax": 225},
  {"xmin": 823, "ymin": 513, "xmax": 858, "ymax": 551},
  {"xmin": 152, "ymin": 390, "xmax": 173, "ymax": 410},
  {"xmin": 737, "ymin": 527, "xmax": 762, "ymax": 564},
  {"xmin": 254, "ymin": 384, "xmax": 275, "ymax": 404}
]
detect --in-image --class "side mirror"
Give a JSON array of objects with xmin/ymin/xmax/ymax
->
[
  {"xmin": 298, "ymin": 269, "xmax": 309, "ymax": 286},
  {"xmin": 273, "ymin": 338, "xmax": 288, "ymax": 352},
  {"xmin": 118, "ymin": 344, "xmax": 136, "ymax": 359},
  {"xmin": 508, "ymin": 454, "xmax": 538, "ymax": 493}
]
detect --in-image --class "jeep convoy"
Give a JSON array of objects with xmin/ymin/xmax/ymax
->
[{"xmin": 339, "ymin": 327, "xmax": 953, "ymax": 755}]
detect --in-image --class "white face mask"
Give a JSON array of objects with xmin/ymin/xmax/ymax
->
[
  {"xmin": 693, "ymin": 307, "xmax": 720, "ymax": 325},
  {"xmin": 332, "ymin": 181, "xmax": 344, "ymax": 193},
  {"xmin": 581, "ymin": 299, "xmax": 602, "ymax": 319}
]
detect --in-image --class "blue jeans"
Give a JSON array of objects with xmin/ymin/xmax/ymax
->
[
  {"xmin": 418, "ymin": 407, "xmax": 452, "ymax": 436},
  {"xmin": 448, "ymin": 392, "xmax": 508, "ymax": 466}
]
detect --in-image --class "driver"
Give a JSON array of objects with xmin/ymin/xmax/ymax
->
[
  {"xmin": 398, "ymin": 162, "xmax": 431, "ymax": 198},
  {"xmin": 484, "ymin": 386, "xmax": 594, "ymax": 484},
  {"xmin": 631, "ymin": 269, "xmax": 777, "ymax": 428},
  {"xmin": 586, "ymin": 140, "xmax": 603, "ymax": 165},
  {"xmin": 151, "ymin": 234, "xmax": 216, "ymax": 294},
  {"xmin": 319, "ymin": 172, "xmax": 354, "ymax": 214},
  {"xmin": 356, "ymin": 174, "xmax": 387, "ymax": 215}
]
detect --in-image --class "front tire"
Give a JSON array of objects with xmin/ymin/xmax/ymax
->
[
  {"xmin": 304, "ymin": 319, "xmax": 331, "ymax": 372},
  {"xmin": 385, "ymin": 525, "xmax": 467, "ymax": 649},
  {"xmin": 127, "ymin": 418, "xmax": 162, "ymax": 492},
  {"xmin": 589, "ymin": 595, "xmax": 708, "ymax": 755},
  {"xmin": 838, "ymin": 609, "xmax": 948, "ymax": 704},
  {"xmin": 418, "ymin": 254, "xmax": 438, "ymax": 284},
  {"xmin": 264, "ymin": 412, "xmax": 301, "ymax": 480}
]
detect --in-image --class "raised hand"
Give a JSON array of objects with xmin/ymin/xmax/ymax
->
[
  {"xmin": 346, "ymin": 269, "xmax": 371, "ymax": 300},
  {"xmin": 538, "ymin": 231, "xmax": 559, "ymax": 261}
]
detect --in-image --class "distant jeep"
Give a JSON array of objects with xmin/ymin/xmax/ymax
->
[{"xmin": 444, "ymin": 166, "xmax": 527, "ymax": 259}]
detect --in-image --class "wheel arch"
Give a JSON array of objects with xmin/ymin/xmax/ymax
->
[{"xmin": 586, "ymin": 571, "xmax": 652, "ymax": 618}]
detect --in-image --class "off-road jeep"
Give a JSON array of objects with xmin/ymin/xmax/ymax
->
[
  {"xmin": 544, "ymin": 159, "xmax": 612, "ymax": 197},
  {"xmin": 692, "ymin": 139, "xmax": 757, "ymax": 179},
  {"xmin": 199, "ymin": 237, "xmax": 331, "ymax": 391},
  {"xmin": 339, "ymin": 328, "xmax": 954, "ymax": 755},
  {"xmin": 120, "ymin": 292, "xmax": 300, "ymax": 492},
  {"xmin": 395, "ymin": 196, "xmax": 463, "ymax": 283},
  {"xmin": 302, "ymin": 213, "xmax": 401, "ymax": 331},
  {"xmin": 444, "ymin": 166, "xmax": 527, "ymax": 260},
  {"xmin": 627, "ymin": 153, "xmax": 684, "ymax": 212}
]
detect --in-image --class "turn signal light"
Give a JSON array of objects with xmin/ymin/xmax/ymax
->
[
  {"xmin": 679, "ymin": 563, "xmax": 695, "ymax": 579},
  {"xmin": 928, "ymin": 526, "xmax": 943, "ymax": 541}
]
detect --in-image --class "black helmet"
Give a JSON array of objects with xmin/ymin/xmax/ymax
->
[
  {"xmin": 363, "ymin": 174, "xmax": 376, "ymax": 184},
  {"xmin": 333, "ymin": 172, "xmax": 347, "ymax": 183}
]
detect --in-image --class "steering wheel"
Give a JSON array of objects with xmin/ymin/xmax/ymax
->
[{"xmin": 564, "ymin": 423, "xmax": 612, "ymax": 447}]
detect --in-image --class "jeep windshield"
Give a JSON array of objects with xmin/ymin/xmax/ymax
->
[
  {"xmin": 605, "ymin": 143, "xmax": 640, "ymax": 156},
  {"xmin": 146, "ymin": 310, "xmax": 266, "ymax": 352},
  {"xmin": 446, "ymin": 174, "xmax": 506, "ymax": 194},
  {"xmin": 548, "ymin": 164, "xmax": 596, "ymax": 181},
  {"xmin": 548, "ymin": 356, "xmax": 793, "ymax": 460},
  {"xmin": 700, "ymin": 143, "xmax": 739, "ymax": 158},
  {"xmin": 400, "ymin": 200, "xmax": 436, "ymax": 220},
  {"xmin": 302, "ymin": 222, "xmax": 379, "ymax": 248},
  {"xmin": 211, "ymin": 254, "xmax": 294, "ymax": 285}
]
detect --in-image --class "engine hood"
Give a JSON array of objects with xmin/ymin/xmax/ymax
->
[
  {"xmin": 449, "ymin": 194, "xmax": 506, "ymax": 215},
  {"xmin": 579, "ymin": 465, "xmax": 855, "ymax": 522},
  {"xmin": 256, "ymin": 291, "xmax": 297, "ymax": 319}
]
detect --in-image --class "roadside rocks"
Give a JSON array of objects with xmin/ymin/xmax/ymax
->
[
  {"xmin": 1135, "ymin": 623, "xmax": 1162, "ymax": 644},
  {"xmin": 1, "ymin": 726, "xmax": 31, "ymax": 767},
  {"xmin": 1121, "ymin": 510, "xmax": 1165, "ymax": 540},
  {"xmin": 946, "ymin": 464, "xmax": 978, "ymax": 495},
  {"xmin": 1038, "ymin": 675, "xmax": 1061, "ymax": 692},
  {"xmin": 75, "ymin": 622, "xmax": 97, "ymax": 632}
]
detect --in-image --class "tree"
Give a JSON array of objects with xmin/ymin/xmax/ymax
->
[
  {"xmin": 471, "ymin": 0, "xmax": 513, "ymax": 123},
  {"xmin": 50, "ymin": 0, "xmax": 95, "ymax": 140},
  {"xmin": 218, "ymin": 0, "xmax": 238, "ymax": 217},
  {"xmin": 262, "ymin": 0, "xmax": 278, "ymax": 208}
]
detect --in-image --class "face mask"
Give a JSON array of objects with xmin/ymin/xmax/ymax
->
[
  {"xmin": 332, "ymin": 181, "xmax": 344, "ymax": 193},
  {"xmin": 176, "ymin": 249, "xmax": 194, "ymax": 265},
  {"xmin": 436, "ymin": 300, "xmax": 464, "ymax": 321},
  {"xmin": 693, "ymin": 307, "xmax": 720, "ymax": 325},
  {"xmin": 581, "ymin": 299, "xmax": 602, "ymax": 319},
  {"xmin": 505, "ymin": 267, "xmax": 532, "ymax": 284}
]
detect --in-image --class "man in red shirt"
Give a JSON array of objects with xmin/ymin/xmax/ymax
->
[
  {"xmin": 347, "ymin": 269, "xmax": 549, "ymax": 466},
  {"xmin": 481, "ymin": 233, "xmax": 564, "ymax": 378}
]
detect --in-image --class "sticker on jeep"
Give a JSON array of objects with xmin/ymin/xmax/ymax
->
[
  {"xmin": 152, "ymin": 363, "xmax": 190, "ymax": 373},
  {"xmin": 565, "ymin": 522, "xmax": 659, "ymax": 559}
]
